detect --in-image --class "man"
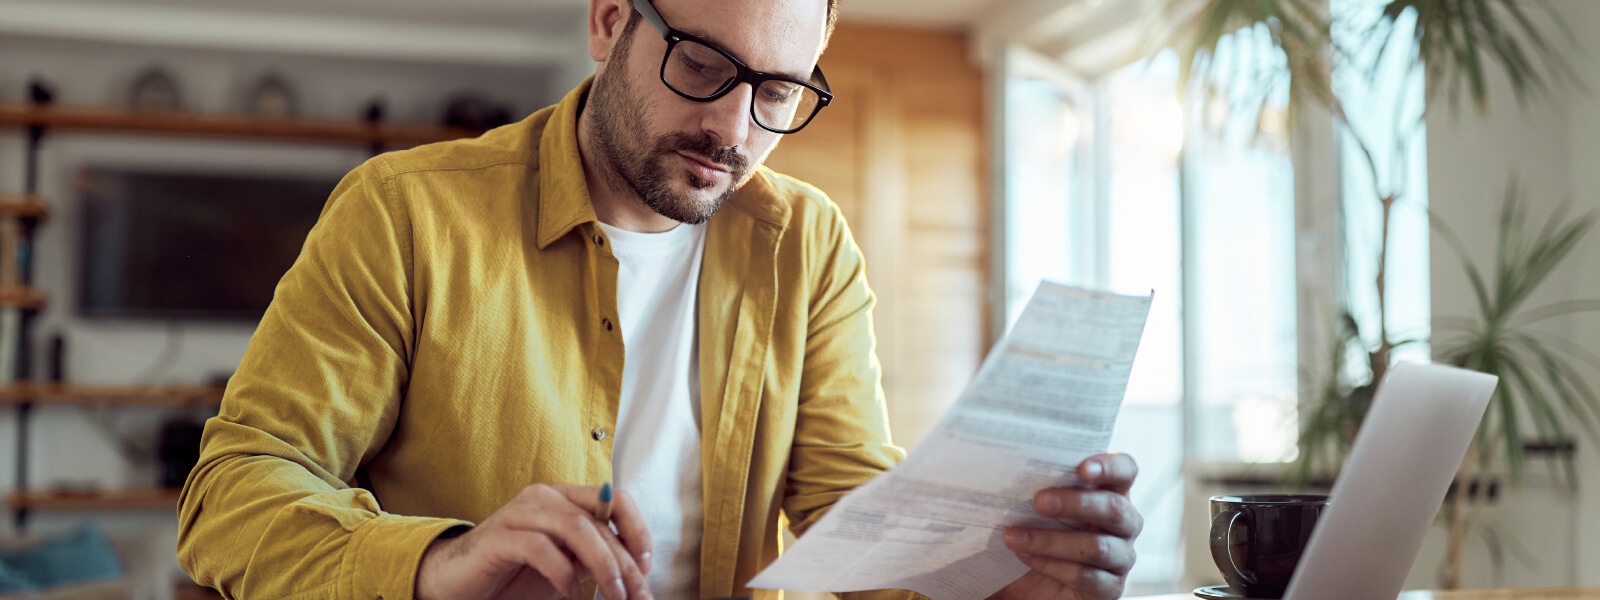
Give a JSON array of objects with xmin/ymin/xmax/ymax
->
[{"xmin": 176, "ymin": 0, "xmax": 1143, "ymax": 598}]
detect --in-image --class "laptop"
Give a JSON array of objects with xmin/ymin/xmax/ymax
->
[{"xmin": 1285, "ymin": 362, "xmax": 1498, "ymax": 599}]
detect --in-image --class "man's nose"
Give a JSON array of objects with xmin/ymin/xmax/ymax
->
[{"xmin": 700, "ymin": 83, "xmax": 753, "ymax": 150}]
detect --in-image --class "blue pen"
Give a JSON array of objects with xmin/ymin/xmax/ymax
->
[
  {"xmin": 595, "ymin": 482, "xmax": 614, "ymax": 524},
  {"xmin": 593, "ymin": 483, "xmax": 614, "ymax": 600}
]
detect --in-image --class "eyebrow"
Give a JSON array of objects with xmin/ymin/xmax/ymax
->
[{"xmin": 676, "ymin": 25, "xmax": 813, "ymax": 83}]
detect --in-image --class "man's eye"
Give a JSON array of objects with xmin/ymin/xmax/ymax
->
[
  {"xmin": 762, "ymin": 84, "xmax": 798, "ymax": 103},
  {"xmin": 680, "ymin": 54, "xmax": 711, "ymax": 73}
]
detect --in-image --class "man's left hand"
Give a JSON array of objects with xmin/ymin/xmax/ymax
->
[{"xmin": 989, "ymin": 453, "xmax": 1142, "ymax": 600}]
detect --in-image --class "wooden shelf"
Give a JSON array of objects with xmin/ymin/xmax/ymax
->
[
  {"xmin": 0, "ymin": 194, "xmax": 48, "ymax": 219},
  {"xmin": 0, "ymin": 103, "xmax": 482, "ymax": 147},
  {"xmin": 5, "ymin": 488, "xmax": 180, "ymax": 511},
  {"xmin": 0, "ymin": 383, "xmax": 225, "ymax": 407},
  {"xmin": 0, "ymin": 285, "xmax": 46, "ymax": 309},
  {"xmin": 177, "ymin": 585, "xmax": 223, "ymax": 600}
]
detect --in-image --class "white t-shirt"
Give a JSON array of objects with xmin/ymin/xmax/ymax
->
[{"xmin": 598, "ymin": 221, "xmax": 706, "ymax": 599}]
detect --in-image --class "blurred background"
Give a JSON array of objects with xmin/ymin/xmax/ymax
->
[{"xmin": 0, "ymin": 0, "xmax": 1597, "ymax": 597}]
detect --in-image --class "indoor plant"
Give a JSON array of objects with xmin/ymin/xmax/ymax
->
[
  {"xmin": 1153, "ymin": 0, "xmax": 1593, "ymax": 587},
  {"xmin": 1427, "ymin": 185, "xmax": 1600, "ymax": 586}
]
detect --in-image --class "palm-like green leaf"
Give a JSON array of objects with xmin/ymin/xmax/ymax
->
[
  {"xmin": 1432, "ymin": 183, "xmax": 1600, "ymax": 486},
  {"xmin": 1306, "ymin": 185, "xmax": 1600, "ymax": 487},
  {"xmin": 1515, "ymin": 300, "xmax": 1600, "ymax": 327},
  {"xmin": 1157, "ymin": 0, "xmax": 1338, "ymax": 128},
  {"xmin": 1507, "ymin": 340, "xmax": 1585, "ymax": 484},
  {"xmin": 1431, "ymin": 205, "xmax": 1496, "ymax": 321},
  {"xmin": 1158, "ymin": 0, "xmax": 1578, "ymax": 127},
  {"xmin": 1383, "ymin": 0, "xmax": 1580, "ymax": 115},
  {"xmin": 1295, "ymin": 311, "xmax": 1378, "ymax": 483},
  {"xmin": 1517, "ymin": 333, "xmax": 1600, "ymax": 441}
]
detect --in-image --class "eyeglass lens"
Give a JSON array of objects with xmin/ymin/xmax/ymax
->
[{"xmin": 663, "ymin": 38, "xmax": 823, "ymax": 132}]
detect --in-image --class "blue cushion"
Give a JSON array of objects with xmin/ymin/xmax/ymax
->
[
  {"xmin": 0, "ymin": 558, "xmax": 39, "ymax": 593},
  {"xmin": 0, "ymin": 524, "xmax": 123, "ymax": 590}
]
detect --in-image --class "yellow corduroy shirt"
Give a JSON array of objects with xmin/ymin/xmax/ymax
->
[{"xmin": 176, "ymin": 80, "xmax": 923, "ymax": 600}]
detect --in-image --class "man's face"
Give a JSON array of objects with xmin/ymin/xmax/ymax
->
[{"xmin": 587, "ymin": 0, "xmax": 827, "ymax": 224}]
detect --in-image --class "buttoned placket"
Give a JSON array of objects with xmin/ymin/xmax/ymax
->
[{"xmin": 587, "ymin": 223, "xmax": 623, "ymax": 484}]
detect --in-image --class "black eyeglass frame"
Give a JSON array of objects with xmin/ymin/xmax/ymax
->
[{"xmin": 630, "ymin": 0, "xmax": 833, "ymax": 134}]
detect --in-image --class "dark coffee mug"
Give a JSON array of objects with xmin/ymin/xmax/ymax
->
[{"xmin": 1208, "ymin": 494, "xmax": 1328, "ymax": 598}]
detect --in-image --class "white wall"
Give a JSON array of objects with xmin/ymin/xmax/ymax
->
[
  {"xmin": 1558, "ymin": 0, "xmax": 1600, "ymax": 585},
  {"xmin": 0, "ymin": 30, "xmax": 585, "ymax": 544},
  {"xmin": 1424, "ymin": 0, "xmax": 1600, "ymax": 585}
]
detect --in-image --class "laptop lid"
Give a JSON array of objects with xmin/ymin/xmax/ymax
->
[{"xmin": 1285, "ymin": 362, "xmax": 1498, "ymax": 600}]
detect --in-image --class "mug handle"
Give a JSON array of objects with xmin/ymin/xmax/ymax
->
[{"xmin": 1209, "ymin": 509, "xmax": 1256, "ymax": 586}]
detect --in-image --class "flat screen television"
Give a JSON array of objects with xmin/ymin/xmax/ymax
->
[{"xmin": 78, "ymin": 168, "xmax": 341, "ymax": 320}]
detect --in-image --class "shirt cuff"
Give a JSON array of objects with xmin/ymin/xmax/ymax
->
[{"xmin": 344, "ymin": 514, "xmax": 473, "ymax": 600}]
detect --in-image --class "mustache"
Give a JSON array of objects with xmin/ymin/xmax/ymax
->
[{"xmin": 660, "ymin": 131, "xmax": 748, "ymax": 173}]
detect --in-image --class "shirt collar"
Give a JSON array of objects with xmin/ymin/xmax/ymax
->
[
  {"xmin": 536, "ymin": 78, "xmax": 600, "ymax": 250},
  {"xmin": 535, "ymin": 77, "xmax": 791, "ymax": 250}
]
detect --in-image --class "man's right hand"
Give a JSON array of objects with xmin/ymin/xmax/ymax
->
[{"xmin": 416, "ymin": 483, "xmax": 654, "ymax": 600}]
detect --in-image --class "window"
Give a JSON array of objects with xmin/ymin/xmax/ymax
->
[
  {"xmin": 999, "ymin": 46, "xmax": 1195, "ymax": 590},
  {"xmin": 1333, "ymin": 0, "xmax": 1431, "ymax": 366},
  {"xmin": 1002, "ymin": 50, "xmax": 1090, "ymax": 322},
  {"xmin": 995, "ymin": 0, "xmax": 1429, "ymax": 593},
  {"xmin": 1100, "ymin": 51, "xmax": 1187, "ymax": 588},
  {"xmin": 1182, "ymin": 26, "xmax": 1300, "ymax": 464},
  {"xmin": 997, "ymin": 33, "xmax": 1301, "ymax": 591}
]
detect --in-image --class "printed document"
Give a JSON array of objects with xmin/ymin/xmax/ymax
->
[{"xmin": 748, "ymin": 282, "xmax": 1153, "ymax": 599}]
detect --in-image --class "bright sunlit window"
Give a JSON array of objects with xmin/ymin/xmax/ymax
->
[
  {"xmin": 999, "ymin": 37, "xmax": 1302, "ymax": 591},
  {"xmin": 1333, "ymin": 0, "xmax": 1431, "ymax": 366},
  {"xmin": 999, "ymin": 0, "xmax": 1431, "ymax": 593},
  {"xmin": 1183, "ymin": 27, "xmax": 1300, "ymax": 464}
]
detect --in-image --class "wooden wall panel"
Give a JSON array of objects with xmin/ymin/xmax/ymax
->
[
  {"xmin": 762, "ymin": 71, "xmax": 868, "ymax": 233},
  {"xmin": 766, "ymin": 23, "xmax": 988, "ymax": 449}
]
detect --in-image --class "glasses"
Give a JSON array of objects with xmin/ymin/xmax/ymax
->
[{"xmin": 631, "ymin": 0, "xmax": 833, "ymax": 134}]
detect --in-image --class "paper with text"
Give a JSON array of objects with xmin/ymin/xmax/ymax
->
[{"xmin": 748, "ymin": 282, "xmax": 1153, "ymax": 599}]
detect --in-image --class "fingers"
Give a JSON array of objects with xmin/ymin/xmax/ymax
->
[
  {"xmin": 1033, "ymin": 487, "xmax": 1143, "ymax": 539},
  {"xmin": 595, "ymin": 516, "xmax": 653, "ymax": 596},
  {"xmin": 609, "ymin": 489, "xmax": 655, "ymax": 575},
  {"xmin": 503, "ymin": 485, "xmax": 650, "ymax": 600},
  {"xmin": 559, "ymin": 513, "xmax": 634, "ymax": 600},
  {"xmin": 511, "ymin": 505, "xmax": 624, "ymax": 599},
  {"xmin": 1014, "ymin": 553, "xmax": 1127, "ymax": 600},
  {"xmin": 1003, "ymin": 528, "xmax": 1136, "ymax": 575},
  {"xmin": 551, "ymin": 484, "xmax": 654, "ymax": 577},
  {"xmin": 1079, "ymin": 453, "xmax": 1138, "ymax": 495},
  {"xmin": 551, "ymin": 482, "xmax": 606, "ymax": 514},
  {"xmin": 490, "ymin": 532, "xmax": 584, "ymax": 598}
]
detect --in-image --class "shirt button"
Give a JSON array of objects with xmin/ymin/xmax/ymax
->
[
  {"xmin": 592, "ymin": 428, "xmax": 607, "ymax": 441},
  {"xmin": 592, "ymin": 234, "xmax": 604, "ymax": 247},
  {"xmin": 602, "ymin": 318, "xmax": 613, "ymax": 331}
]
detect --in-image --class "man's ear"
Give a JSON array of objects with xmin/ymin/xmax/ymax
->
[{"xmin": 589, "ymin": 0, "xmax": 631, "ymax": 64}]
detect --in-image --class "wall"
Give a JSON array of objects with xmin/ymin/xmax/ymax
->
[
  {"xmin": 0, "ymin": 32, "xmax": 567, "ymax": 544},
  {"xmin": 762, "ymin": 22, "xmax": 988, "ymax": 600},
  {"xmin": 1558, "ymin": 0, "xmax": 1600, "ymax": 585},
  {"xmin": 0, "ymin": 15, "xmax": 992, "ymax": 589},
  {"xmin": 1422, "ymin": 0, "xmax": 1600, "ymax": 585},
  {"xmin": 0, "ymin": 22, "xmax": 993, "ymax": 465},
  {"xmin": 766, "ymin": 23, "xmax": 990, "ymax": 451}
]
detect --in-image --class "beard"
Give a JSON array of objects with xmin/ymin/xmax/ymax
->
[{"xmin": 587, "ymin": 54, "xmax": 752, "ymax": 225}]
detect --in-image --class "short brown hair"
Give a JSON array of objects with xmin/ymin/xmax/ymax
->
[
  {"xmin": 824, "ymin": 0, "xmax": 839, "ymax": 43},
  {"xmin": 621, "ymin": 1, "xmax": 840, "ymax": 50}
]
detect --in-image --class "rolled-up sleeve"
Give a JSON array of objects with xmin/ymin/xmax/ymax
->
[{"xmin": 177, "ymin": 156, "xmax": 469, "ymax": 600}]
